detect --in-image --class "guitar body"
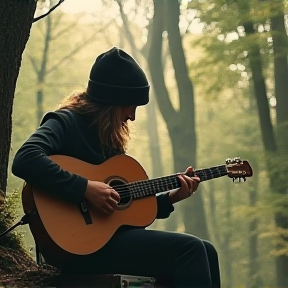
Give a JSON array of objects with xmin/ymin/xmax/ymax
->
[{"xmin": 22, "ymin": 154, "xmax": 157, "ymax": 257}]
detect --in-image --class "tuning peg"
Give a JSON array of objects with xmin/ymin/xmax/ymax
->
[
  {"xmin": 233, "ymin": 177, "xmax": 246, "ymax": 183},
  {"xmin": 226, "ymin": 157, "xmax": 243, "ymax": 164},
  {"xmin": 233, "ymin": 157, "xmax": 242, "ymax": 163},
  {"xmin": 226, "ymin": 158, "xmax": 232, "ymax": 164}
]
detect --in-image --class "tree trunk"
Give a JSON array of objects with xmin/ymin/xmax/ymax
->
[
  {"xmin": 270, "ymin": 2, "xmax": 288, "ymax": 286},
  {"xmin": 244, "ymin": 8, "xmax": 288, "ymax": 285},
  {"xmin": 0, "ymin": 0, "xmax": 37, "ymax": 195},
  {"xmin": 244, "ymin": 21, "xmax": 276, "ymax": 153},
  {"xmin": 165, "ymin": 0, "xmax": 209, "ymax": 239},
  {"xmin": 148, "ymin": 0, "xmax": 209, "ymax": 238}
]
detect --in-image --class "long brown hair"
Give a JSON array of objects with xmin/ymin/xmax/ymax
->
[{"xmin": 59, "ymin": 91, "xmax": 130, "ymax": 155}]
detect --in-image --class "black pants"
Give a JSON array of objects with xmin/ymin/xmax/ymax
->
[{"xmin": 60, "ymin": 228, "xmax": 221, "ymax": 288}]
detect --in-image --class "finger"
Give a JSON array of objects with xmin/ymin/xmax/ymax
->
[
  {"xmin": 102, "ymin": 203, "xmax": 115, "ymax": 215},
  {"xmin": 185, "ymin": 166, "xmax": 194, "ymax": 177},
  {"xmin": 192, "ymin": 176, "xmax": 201, "ymax": 183},
  {"xmin": 110, "ymin": 189, "xmax": 121, "ymax": 202},
  {"xmin": 178, "ymin": 174, "xmax": 189, "ymax": 189},
  {"xmin": 105, "ymin": 195, "xmax": 118, "ymax": 208},
  {"xmin": 182, "ymin": 174, "xmax": 195, "ymax": 190},
  {"xmin": 178, "ymin": 175, "xmax": 193, "ymax": 197},
  {"xmin": 190, "ymin": 178, "xmax": 200, "ymax": 195},
  {"xmin": 97, "ymin": 204, "xmax": 111, "ymax": 215}
]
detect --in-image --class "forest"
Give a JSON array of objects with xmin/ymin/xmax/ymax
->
[{"xmin": 0, "ymin": 0, "xmax": 288, "ymax": 287}]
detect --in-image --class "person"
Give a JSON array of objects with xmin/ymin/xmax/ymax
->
[{"xmin": 12, "ymin": 47, "xmax": 221, "ymax": 288}]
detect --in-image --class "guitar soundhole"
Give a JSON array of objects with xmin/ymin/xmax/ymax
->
[{"xmin": 109, "ymin": 179, "xmax": 131, "ymax": 209}]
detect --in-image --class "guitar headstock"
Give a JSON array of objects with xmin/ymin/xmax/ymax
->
[{"xmin": 226, "ymin": 157, "xmax": 253, "ymax": 182}]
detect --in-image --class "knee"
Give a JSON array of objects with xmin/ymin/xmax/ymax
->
[
  {"xmin": 202, "ymin": 240, "xmax": 219, "ymax": 259},
  {"xmin": 176, "ymin": 235, "xmax": 210, "ymax": 267},
  {"xmin": 181, "ymin": 234, "xmax": 207, "ymax": 254}
]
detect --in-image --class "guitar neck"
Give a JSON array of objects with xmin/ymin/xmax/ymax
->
[{"xmin": 127, "ymin": 164, "xmax": 228, "ymax": 200}]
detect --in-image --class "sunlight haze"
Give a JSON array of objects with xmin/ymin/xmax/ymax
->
[{"xmin": 61, "ymin": 0, "xmax": 102, "ymax": 14}]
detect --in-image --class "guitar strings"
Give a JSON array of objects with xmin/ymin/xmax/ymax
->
[
  {"xmin": 109, "ymin": 175, "xmax": 179, "ymax": 198},
  {"xmin": 106, "ymin": 166, "xmax": 228, "ymax": 198},
  {"xmin": 110, "ymin": 167, "xmax": 228, "ymax": 196}
]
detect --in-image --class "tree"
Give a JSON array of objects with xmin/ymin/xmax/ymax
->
[
  {"xmin": 0, "ymin": 1, "xmax": 67, "ymax": 286},
  {"xmin": 0, "ymin": 0, "xmax": 67, "ymax": 192},
  {"xmin": 147, "ymin": 0, "xmax": 209, "ymax": 238},
  {"xmin": 0, "ymin": 0, "xmax": 37, "ymax": 197}
]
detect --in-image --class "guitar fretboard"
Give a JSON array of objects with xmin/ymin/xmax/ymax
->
[{"xmin": 125, "ymin": 165, "xmax": 228, "ymax": 200}]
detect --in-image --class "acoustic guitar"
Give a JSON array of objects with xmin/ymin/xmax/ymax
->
[{"xmin": 22, "ymin": 154, "xmax": 252, "ymax": 256}]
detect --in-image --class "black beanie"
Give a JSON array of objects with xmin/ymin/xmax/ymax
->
[{"xmin": 86, "ymin": 47, "xmax": 150, "ymax": 106}]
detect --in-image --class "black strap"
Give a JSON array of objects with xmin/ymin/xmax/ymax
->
[{"xmin": 78, "ymin": 201, "xmax": 92, "ymax": 225}]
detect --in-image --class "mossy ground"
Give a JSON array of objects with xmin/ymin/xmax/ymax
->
[{"xmin": 0, "ymin": 246, "xmax": 60, "ymax": 288}]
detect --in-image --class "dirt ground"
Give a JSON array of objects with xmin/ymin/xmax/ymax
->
[{"xmin": 0, "ymin": 246, "xmax": 60, "ymax": 288}]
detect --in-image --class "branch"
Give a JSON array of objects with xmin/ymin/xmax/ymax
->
[
  {"xmin": 46, "ymin": 21, "xmax": 113, "ymax": 75},
  {"xmin": 26, "ymin": 52, "xmax": 40, "ymax": 75},
  {"xmin": 33, "ymin": 0, "xmax": 66, "ymax": 23}
]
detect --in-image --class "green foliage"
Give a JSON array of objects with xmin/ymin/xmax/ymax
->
[
  {"xmin": 187, "ymin": 0, "xmax": 275, "ymax": 98},
  {"xmin": 0, "ymin": 190, "xmax": 24, "ymax": 250}
]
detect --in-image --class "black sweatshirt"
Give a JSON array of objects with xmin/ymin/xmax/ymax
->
[{"xmin": 12, "ymin": 109, "xmax": 174, "ymax": 219}]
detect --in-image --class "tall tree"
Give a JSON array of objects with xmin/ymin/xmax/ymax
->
[
  {"xmin": 0, "ymin": 0, "xmax": 66, "ymax": 195},
  {"xmin": 0, "ymin": 1, "xmax": 66, "ymax": 285},
  {"xmin": 268, "ymin": 1, "xmax": 288, "ymax": 286},
  {"xmin": 0, "ymin": 0, "xmax": 37, "ymax": 197},
  {"xmin": 147, "ymin": 0, "xmax": 209, "ymax": 238}
]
